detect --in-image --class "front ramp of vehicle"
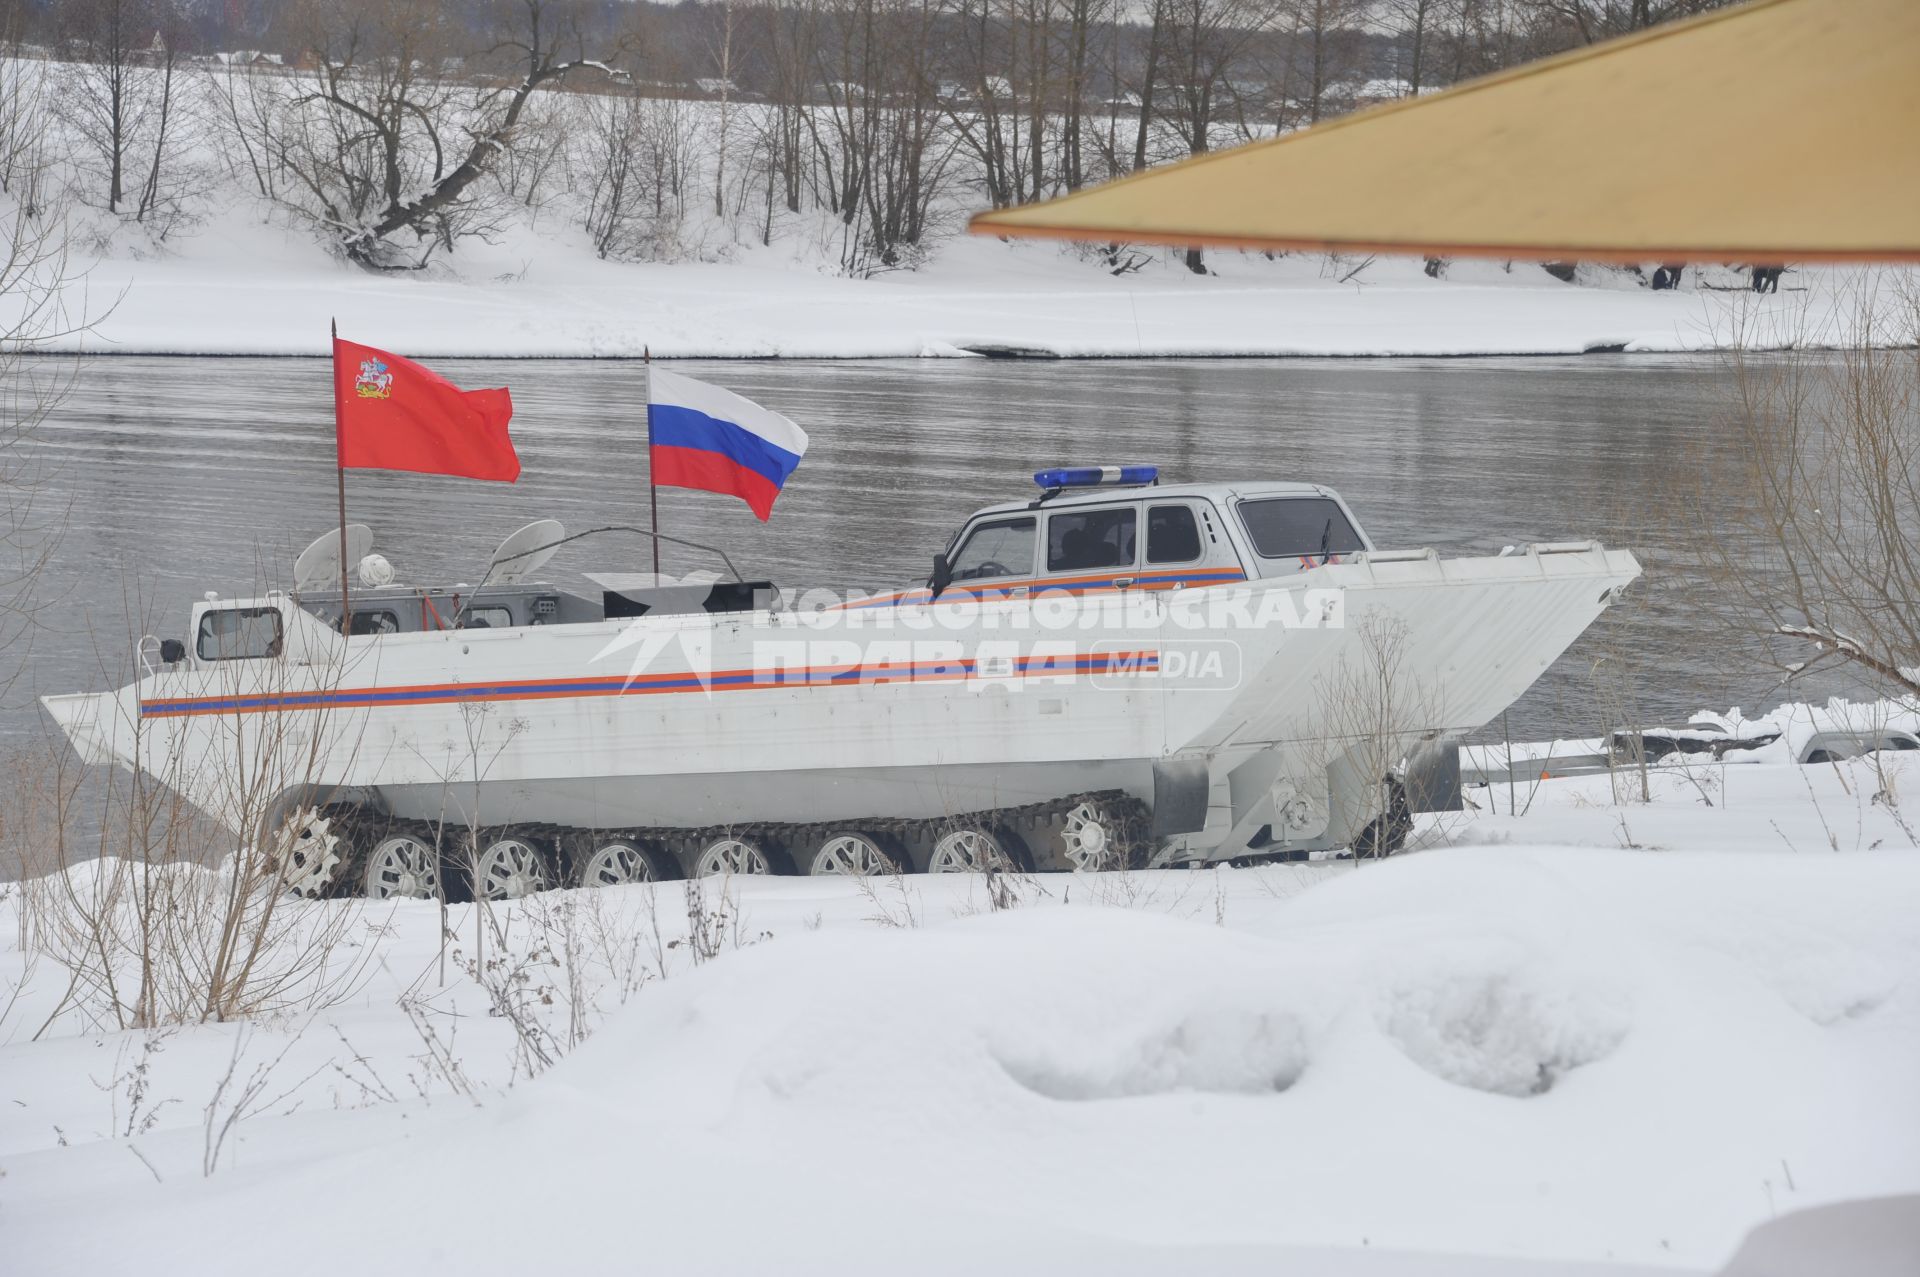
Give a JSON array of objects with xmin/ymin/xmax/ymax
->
[{"xmin": 40, "ymin": 691, "xmax": 129, "ymax": 769}]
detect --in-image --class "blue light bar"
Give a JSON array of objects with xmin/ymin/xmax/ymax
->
[{"xmin": 1033, "ymin": 465, "xmax": 1159, "ymax": 490}]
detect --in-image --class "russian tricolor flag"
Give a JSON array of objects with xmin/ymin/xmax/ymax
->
[{"xmin": 647, "ymin": 368, "xmax": 809, "ymax": 521}]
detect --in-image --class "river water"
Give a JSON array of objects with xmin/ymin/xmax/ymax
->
[{"xmin": 11, "ymin": 353, "xmax": 1841, "ymax": 744}]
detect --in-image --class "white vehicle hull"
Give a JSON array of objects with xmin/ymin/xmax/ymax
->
[{"xmin": 44, "ymin": 542, "xmax": 1638, "ymax": 868}]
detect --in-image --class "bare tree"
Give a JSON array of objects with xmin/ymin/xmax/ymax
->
[
  {"xmin": 133, "ymin": 2, "xmax": 197, "ymax": 232},
  {"xmin": 0, "ymin": 81, "xmax": 89, "ymax": 703},
  {"xmin": 579, "ymin": 86, "xmax": 644, "ymax": 258},
  {"xmin": 1017, "ymin": 0, "xmax": 1057, "ymax": 202},
  {"xmin": 61, "ymin": 0, "xmax": 152, "ymax": 213},
  {"xmin": 758, "ymin": 0, "xmax": 821, "ymax": 217},
  {"xmin": 859, "ymin": 0, "xmax": 955, "ymax": 269},
  {"xmin": 1675, "ymin": 285, "xmax": 1920, "ymax": 702},
  {"xmin": 1383, "ymin": 0, "xmax": 1456, "ymax": 95},
  {"xmin": 943, "ymin": 0, "xmax": 1031, "ymax": 209},
  {"xmin": 1517, "ymin": 0, "xmax": 1729, "ymax": 48},
  {"xmin": 575, "ymin": 86, "xmax": 695, "ymax": 260},
  {"xmin": 0, "ymin": 6, "xmax": 51, "ymax": 214},
  {"xmin": 1127, "ymin": 0, "xmax": 1171, "ymax": 175},
  {"xmin": 277, "ymin": 0, "xmax": 626, "ymax": 269},
  {"xmin": 1160, "ymin": 0, "xmax": 1279, "ymax": 272},
  {"xmin": 1275, "ymin": 0, "xmax": 1365, "ymax": 128},
  {"xmin": 813, "ymin": 0, "xmax": 956, "ymax": 273},
  {"xmin": 58, "ymin": 0, "xmax": 198, "ymax": 232},
  {"xmin": 1056, "ymin": 0, "xmax": 1110, "ymax": 191},
  {"xmin": 937, "ymin": 0, "xmax": 1108, "ymax": 202},
  {"xmin": 1434, "ymin": 0, "xmax": 1514, "ymax": 85},
  {"xmin": 492, "ymin": 85, "xmax": 571, "ymax": 213},
  {"xmin": 706, "ymin": 0, "xmax": 738, "ymax": 218},
  {"xmin": 204, "ymin": 56, "xmax": 284, "ymax": 202}
]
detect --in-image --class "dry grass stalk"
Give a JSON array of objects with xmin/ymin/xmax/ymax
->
[{"xmin": 12, "ymin": 598, "xmax": 382, "ymax": 1033}]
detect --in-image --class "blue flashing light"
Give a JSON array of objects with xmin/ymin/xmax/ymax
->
[{"xmin": 1033, "ymin": 465, "xmax": 1160, "ymax": 490}]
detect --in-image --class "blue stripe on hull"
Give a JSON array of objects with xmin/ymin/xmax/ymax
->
[{"xmin": 139, "ymin": 652, "xmax": 1161, "ymax": 718}]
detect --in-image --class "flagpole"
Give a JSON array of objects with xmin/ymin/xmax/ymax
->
[
  {"xmin": 331, "ymin": 318, "xmax": 351, "ymax": 636},
  {"xmin": 646, "ymin": 345, "xmax": 659, "ymax": 578}
]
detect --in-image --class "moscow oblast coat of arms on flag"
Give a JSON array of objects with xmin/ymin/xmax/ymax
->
[{"xmin": 355, "ymin": 358, "xmax": 393, "ymax": 399}]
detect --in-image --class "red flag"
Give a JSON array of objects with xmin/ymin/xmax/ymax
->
[{"xmin": 333, "ymin": 337, "xmax": 519, "ymax": 482}]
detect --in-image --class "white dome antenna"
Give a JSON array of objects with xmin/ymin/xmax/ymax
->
[{"xmin": 358, "ymin": 553, "xmax": 395, "ymax": 588}]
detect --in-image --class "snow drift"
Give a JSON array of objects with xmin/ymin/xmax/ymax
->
[{"xmin": 3, "ymin": 825, "xmax": 1916, "ymax": 1275}]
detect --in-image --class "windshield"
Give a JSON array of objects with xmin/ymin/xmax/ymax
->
[
  {"xmin": 950, "ymin": 517, "xmax": 1037, "ymax": 581},
  {"xmin": 196, "ymin": 606, "xmax": 283, "ymax": 661},
  {"xmin": 1237, "ymin": 497, "xmax": 1365, "ymax": 560}
]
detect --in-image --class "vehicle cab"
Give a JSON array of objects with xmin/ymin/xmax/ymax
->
[
  {"xmin": 172, "ymin": 591, "xmax": 345, "ymax": 672},
  {"xmin": 935, "ymin": 466, "xmax": 1374, "ymax": 597}
]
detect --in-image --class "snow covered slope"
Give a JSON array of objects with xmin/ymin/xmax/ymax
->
[
  {"xmin": 43, "ymin": 202, "xmax": 1887, "ymax": 360},
  {"xmin": 2, "ymin": 754, "xmax": 1916, "ymax": 1274}
]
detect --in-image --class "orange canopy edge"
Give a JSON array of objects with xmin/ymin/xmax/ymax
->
[{"xmin": 968, "ymin": 0, "xmax": 1920, "ymax": 264}]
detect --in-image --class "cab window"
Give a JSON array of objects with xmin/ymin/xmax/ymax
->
[
  {"xmin": 1047, "ymin": 507, "xmax": 1136, "ymax": 572},
  {"xmin": 1147, "ymin": 505, "xmax": 1202, "ymax": 564},
  {"xmin": 196, "ymin": 607, "xmax": 283, "ymax": 661},
  {"xmin": 950, "ymin": 517, "xmax": 1036, "ymax": 582},
  {"xmin": 349, "ymin": 609, "xmax": 401, "ymax": 636},
  {"xmin": 1238, "ymin": 497, "xmax": 1365, "ymax": 561},
  {"xmin": 462, "ymin": 606, "xmax": 515, "ymax": 629}
]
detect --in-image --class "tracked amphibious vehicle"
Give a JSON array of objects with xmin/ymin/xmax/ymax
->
[{"xmin": 42, "ymin": 467, "xmax": 1639, "ymax": 898}]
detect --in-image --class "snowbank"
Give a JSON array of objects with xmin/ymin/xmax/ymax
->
[
  {"xmin": 2, "ymin": 754, "xmax": 1916, "ymax": 1274},
  {"xmin": 38, "ymin": 202, "xmax": 1883, "ymax": 360},
  {"xmin": 1460, "ymin": 695, "xmax": 1920, "ymax": 798}
]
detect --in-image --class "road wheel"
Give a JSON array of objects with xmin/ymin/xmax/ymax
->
[
  {"xmin": 693, "ymin": 836, "xmax": 776, "ymax": 877},
  {"xmin": 927, "ymin": 827, "xmax": 1012, "ymax": 874},
  {"xmin": 808, "ymin": 832, "xmax": 896, "ymax": 876},
  {"xmin": 473, "ymin": 835, "xmax": 554, "ymax": 900},
  {"xmin": 575, "ymin": 839, "xmax": 671, "ymax": 889},
  {"xmin": 364, "ymin": 832, "xmax": 441, "ymax": 900}
]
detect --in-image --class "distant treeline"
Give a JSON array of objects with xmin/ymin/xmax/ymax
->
[
  {"xmin": 1, "ymin": 0, "xmax": 1739, "ymax": 277},
  {"xmin": 8, "ymin": 0, "xmax": 1740, "ymax": 118}
]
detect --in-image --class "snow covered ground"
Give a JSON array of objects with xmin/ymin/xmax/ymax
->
[
  {"xmin": 3, "ymin": 748, "xmax": 1916, "ymax": 1275},
  {"xmin": 52, "ymin": 204, "xmax": 1874, "ymax": 360}
]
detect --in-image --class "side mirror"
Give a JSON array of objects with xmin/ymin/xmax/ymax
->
[
  {"xmin": 929, "ymin": 553, "xmax": 953, "ymax": 599},
  {"xmin": 159, "ymin": 638, "xmax": 186, "ymax": 664}
]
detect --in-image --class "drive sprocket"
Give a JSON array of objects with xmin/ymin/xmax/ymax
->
[{"xmin": 269, "ymin": 806, "xmax": 345, "ymax": 897}]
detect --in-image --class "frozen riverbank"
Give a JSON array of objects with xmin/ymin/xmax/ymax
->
[{"xmin": 49, "ymin": 205, "xmax": 1871, "ymax": 360}]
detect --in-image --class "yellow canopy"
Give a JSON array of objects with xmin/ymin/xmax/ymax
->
[{"xmin": 969, "ymin": 0, "xmax": 1920, "ymax": 263}]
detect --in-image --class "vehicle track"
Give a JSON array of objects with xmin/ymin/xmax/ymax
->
[{"xmin": 310, "ymin": 790, "xmax": 1158, "ymax": 901}]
